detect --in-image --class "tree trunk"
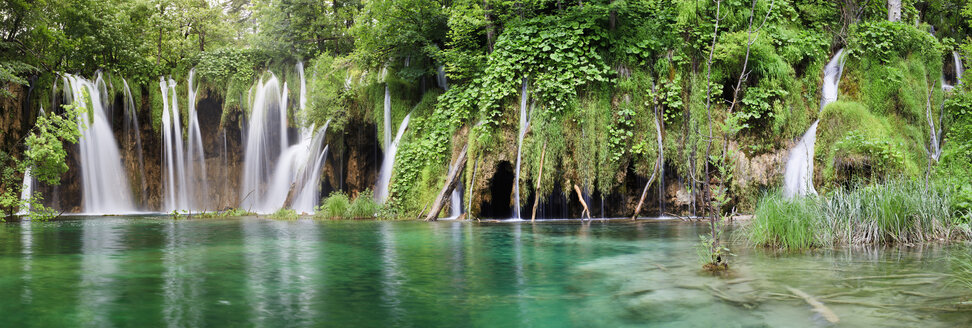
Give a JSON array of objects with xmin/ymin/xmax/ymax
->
[
  {"xmin": 888, "ymin": 0, "xmax": 901, "ymax": 22},
  {"xmin": 704, "ymin": 0, "xmax": 723, "ymax": 240},
  {"xmin": 573, "ymin": 184, "xmax": 591, "ymax": 219},
  {"xmin": 282, "ymin": 183, "xmax": 298, "ymax": 210},
  {"xmin": 631, "ymin": 158, "xmax": 660, "ymax": 220},
  {"xmin": 530, "ymin": 141, "xmax": 547, "ymax": 221},
  {"xmin": 199, "ymin": 30, "xmax": 206, "ymax": 52},
  {"xmin": 609, "ymin": 0, "xmax": 617, "ymax": 31},
  {"xmin": 425, "ymin": 144, "xmax": 469, "ymax": 221}
]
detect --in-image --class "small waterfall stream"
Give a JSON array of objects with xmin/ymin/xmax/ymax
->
[
  {"xmin": 376, "ymin": 112, "xmax": 412, "ymax": 203},
  {"xmin": 122, "ymin": 79, "xmax": 147, "ymax": 207},
  {"xmin": 512, "ymin": 78, "xmax": 530, "ymax": 220},
  {"xmin": 185, "ymin": 69, "xmax": 209, "ymax": 209},
  {"xmin": 17, "ymin": 164, "xmax": 33, "ymax": 216},
  {"xmin": 783, "ymin": 49, "xmax": 846, "ymax": 199},
  {"xmin": 66, "ymin": 74, "xmax": 136, "ymax": 213}
]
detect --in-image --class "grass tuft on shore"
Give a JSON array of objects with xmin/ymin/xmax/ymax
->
[{"xmin": 746, "ymin": 180, "xmax": 967, "ymax": 249}]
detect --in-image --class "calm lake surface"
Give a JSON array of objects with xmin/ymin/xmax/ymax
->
[{"xmin": 0, "ymin": 217, "xmax": 970, "ymax": 327}]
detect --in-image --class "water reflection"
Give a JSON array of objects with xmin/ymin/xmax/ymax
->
[
  {"xmin": 379, "ymin": 222, "xmax": 405, "ymax": 324},
  {"xmin": 0, "ymin": 218, "xmax": 968, "ymax": 327},
  {"xmin": 163, "ymin": 220, "xmax": 203, "ymax": 328},
  {"xmin": 20, "ymin": 220, "xmax": 32, "ymax": 304},
  {"xmin": 79, "ymin": 219, "xmax": 124, "ymax": 327}
]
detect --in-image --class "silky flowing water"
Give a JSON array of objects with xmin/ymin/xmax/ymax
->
[{"xmin": 0, "ymin": 218, "xmax": 969, "ymax": 327}]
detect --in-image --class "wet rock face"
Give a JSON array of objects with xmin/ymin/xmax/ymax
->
[{"xmin": 320, "ymin": 118, "xmax": 381, "ymax": 199}]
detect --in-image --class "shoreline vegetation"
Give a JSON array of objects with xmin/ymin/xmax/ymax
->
[{"xmin": 746, "ymin": 180, "xmax": 972, "ymax": 249}]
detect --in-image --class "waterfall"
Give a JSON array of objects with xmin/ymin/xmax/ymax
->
[
  {"xmin": 376, "ymin": 112, "xmax": 412, "ymax": 203},
  {"xmin": 17, "ymin": 167, "xmax": 33, "ymax": 215},
  {"xmin": 122, "ymin": 79, "xmax": 147, "ymax": 207},
  {"xmin": 240, "ymin": 64, "xmax": 330, "ymax": 214},
  {"xmin": 65, "ymin": 74, "xmax": 136, "ymax": 213},
  {"xmin": 932, "ymin": 52, "xmax": 964, "ymax": 160},
  {"xmin": 654, "ymin": 105, "xmax": 665, "ymax": 216},
  {"xmin": 955, "ymin": 51, "xmax": 964, "ymax": 84},
  {"xmin": 160, "ymin": 77, "xmax": 190, "ymax": 211},
  {"xmin": 512, "ymin": 78, "xmax": 530, "ymax": 220},
  {"xmin": 783, "ymin": 49, "xmax": 846, "ymax": 199},
  {"xmin": 436, "ymin": 65, "xmax": 449, "ymax": 91},
  {"xmin": 444, "ymin": 161, "xmax": 463, "ymax": 220},
  {"xmin": 383, "ymin": 84, "xmax": 392, "ymax": 150},
  {"xmin": 185, "ymin": 69, "xmax": 209, "ymax": 209}
]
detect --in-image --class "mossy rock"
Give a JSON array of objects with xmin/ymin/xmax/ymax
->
[{"xmin": 816, "ymin": 101, "xmax": 918, "ymax": 188}]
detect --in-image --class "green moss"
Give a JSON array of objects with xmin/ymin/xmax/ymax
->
[{"xmin": 816, "ymin": 101, "xmax": 917, "ymax": 187}]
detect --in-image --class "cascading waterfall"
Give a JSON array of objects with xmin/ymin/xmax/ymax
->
[
  {"xmin": 240, "ymin": 64, "xmax": 330, "ymax": 214},
  {"xmin": 932, "ymin": 52, "xmax": 964, "ymax": 160},
  {"xmin": 161, "ymin": 77, "xmax": 189, "ymax": 210},
  {"xmin": 436, "ymin": 65, "xmax": 449, "ymax": 91},
  {"xmin": 654, "ymin": 104, "xmax": 665, "ymax": 216},
  {"xmin": 383, "ymin": 84, "xmax": 392, "ymax": 152},
  {"xmin": 783, "ymin": 49, "xmax": 846, "ymax": 199},
  {"xmin": 512, "ymin": 78, "xmax": 530, "ymax": 219},
  {"xmin": 122, "ymin": 79, "xmax": 147, "ymax": 206},
  {"xmin": 954, "ymin": 51, "xmax": 964, "ymax": 84},
  {"xmin": 376, "ymin": 112, "xmax": 412, "ymax": 203},
  {"xmin": 65, "ymin": 74, "xmax": 136, "ymax": 213},
  {"xmin": 185, "ymin": 69, "xmax": 209, "ymax": 209}
]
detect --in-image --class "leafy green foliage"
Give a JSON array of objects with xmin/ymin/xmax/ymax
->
[{"xmin": 1, "ymin": 92, "xmax": 84, "ymax": 220}]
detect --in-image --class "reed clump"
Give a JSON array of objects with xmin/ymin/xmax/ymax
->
[
  {"xmin": 315, "ymin": 189, "xmax": 381, "ymax": 219},
  {"xmin": 746, "ymin": 180, "xmax": 968, "ymax": 249}
]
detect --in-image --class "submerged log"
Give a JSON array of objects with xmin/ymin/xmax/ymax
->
[
  {"xmin": 786, "ymin": 286, "xmax": 839, "ymax": 324},
  {"xmin": 425, "ymin": 144, "xmax": 469, "ymax": 221}
]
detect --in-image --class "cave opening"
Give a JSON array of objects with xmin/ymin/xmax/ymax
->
[{"xmin": 481, "ymin": 161, "xmax": 514, "ymax": 218}]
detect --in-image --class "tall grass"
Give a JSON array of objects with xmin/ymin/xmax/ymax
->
[
  {"xmin": 746, "ymin": 180, "xmax": 966, "ymax": 249},
  {"xmin": 748, "ymin": 194, "xmax": 826, "ymax": 249},
  {"xmin": 347, "ymin": 189, "xmax": 380, "ymax": 218},
  {"xmin": 315, "ymin": 189, "xmax": 381, "ymax": 219},
  {"xmin": 317, "ymin": 192, "xmax": 350, "ymax": 219}
]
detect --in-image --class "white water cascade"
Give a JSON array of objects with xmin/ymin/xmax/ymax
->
[
  {"xmin": 783, "ymin": 49, "xmax": 846, "ymax": 199},
  {"xmin": 65, "ymin": 74, "xmax": 136, "ymax": 213},
  {"xmin": 160, "ymin": 77, "xmax": 189, "ymax": 211},
  {"xmin": 185, "ymin": 69, "xmax": 209, "ymax": 209},
  {"xmin": 122, "ymin": 79, "xmax": 147, "ymax": 206},
  {"xmin": 160, "ymin": 70, "xmax": 210, "ymax": 211},
  {"xmin": 932, "ymin": 52, "xmax": 964, "ymax": 160},
  {"xmin": 376, "ymin": 112, "xmax": 412, "ymax": 203},
  {"xmin": 436, "ymin": 65, "xmax": 449, "ymax": 91},
  {"xmin": 512, "ymin": 78, "xmax": 530, "ymax": 219},
  {"xmin": 955, "ymin": 51, "xmax": 965, "ymax": 84},
  {"xmin": 240, "ymin": 64, "xmax": 330, "ymax": 214}
]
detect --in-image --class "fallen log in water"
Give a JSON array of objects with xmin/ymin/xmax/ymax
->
[
  {"xmin": 785, "ymin": 286, "xmax": 839, "ymax": 324},
  {"xmin": 425, "ymin": 144, "xmax": 469, "ymax": 221}
]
